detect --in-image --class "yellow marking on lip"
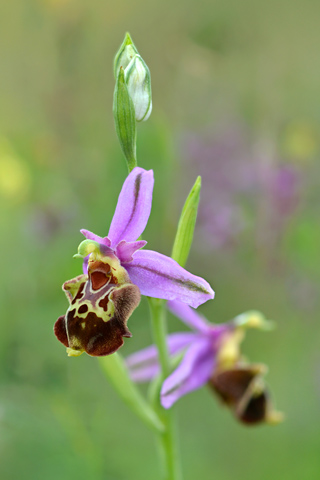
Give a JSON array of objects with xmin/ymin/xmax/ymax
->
[
  {"xmin": 66, "ymin": 347, "xmax": 84, "ymax": 357},
  {"xmin": 266, "ymin": 410, "xmax": 285, "ymax": 425}
]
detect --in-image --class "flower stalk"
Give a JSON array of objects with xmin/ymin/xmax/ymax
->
[
  {"xmin": 148, "ymin": 297, "xmax": 182, "ymax": 480},
  {"xmin": 145, "ymin": 177, "xmax": 203, "ymax": 478}
]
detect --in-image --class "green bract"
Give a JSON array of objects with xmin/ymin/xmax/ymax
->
[
  {"xmin": 171, "ymin": 176, "xmax": 201, "ymax": 268},
  {"xmin": 113, "ymin": 67, "xmax": 137, "ymax": 172}
]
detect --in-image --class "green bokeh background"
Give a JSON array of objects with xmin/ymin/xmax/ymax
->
[{"xmin": 0, "ymin": 0, "xmax": 319, "ymax": 479}]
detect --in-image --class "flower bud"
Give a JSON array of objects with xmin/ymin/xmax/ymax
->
[
  {"xmin": 114, "ymin": 33, "xmax": 152, "ymax": 123},
  {"xmin": 113, "ymin": 32, "xmax": 139, "ymax": 78},
  {"xmin": 124, "ymin": 54, "xmax": 152, "ymax": 122}
]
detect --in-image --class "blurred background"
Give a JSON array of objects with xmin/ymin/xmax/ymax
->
[{"xmin": 0, "ymin": 0, "xmax": 319, "ymax": 478}]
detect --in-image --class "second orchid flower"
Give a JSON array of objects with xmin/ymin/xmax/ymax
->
[{"xmin": 127, "ymin": 301, "xmax": 282, "ymax": 425}]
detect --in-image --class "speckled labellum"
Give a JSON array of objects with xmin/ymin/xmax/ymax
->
[
  {"xmin": 209, "ymin": 364, "xmax": 282, "ymax": 425},
  {"xmin": 54, "ymin": 243, "xmax": 140, "ymax": 357}
]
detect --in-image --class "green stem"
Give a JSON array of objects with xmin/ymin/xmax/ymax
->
[
  {"xmin": 98, "ymin": 353, "xmax": 164, "ymax": 434},
  {"xmin": 148, "ymin": 298, "xmax": 183, "ymax": 480}
]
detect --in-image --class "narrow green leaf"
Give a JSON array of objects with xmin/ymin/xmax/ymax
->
[{"xmin": 171, "ymin": 176, "xmax": 201, "ymax": 268}]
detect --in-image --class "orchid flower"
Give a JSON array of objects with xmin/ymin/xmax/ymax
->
[
  {"xmin": 54, "ymin": 168, "xmax": 214, "ymax": 358},
  {"xmin": 127, "ymin": 301, "xmax": 282, "ymax": 425}
]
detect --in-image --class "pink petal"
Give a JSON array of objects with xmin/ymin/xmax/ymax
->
[
  {"xmin": 80, "ymin": 229, "xmax": 112, "ymax": 247},
  {"xmin": 167, "ymin": 300, "xmax": 212, "ymax": 334},
  {"xmin": 116, "ymin": 240, "xmax": 147, "ymax": 264},
  {"xmin": 161, "ymin": 338, "xmax": 214, "ymax": 408},
  {"xmin": 126, "ymin": 332, "xmax": 199, "ymax": 382},
  {"xmin": 108, "ymin": 167, "xmax": 154, "ymax": 245},
  {"xmin": 124, "ymin": 250, "xmax": 214, "ymax": 308}
]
